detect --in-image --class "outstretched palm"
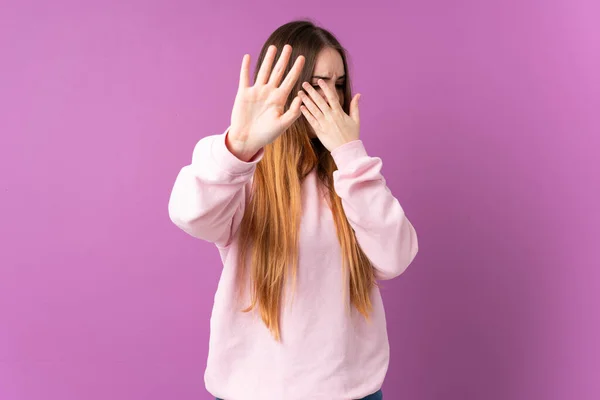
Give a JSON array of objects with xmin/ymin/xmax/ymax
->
[{"xmin": 229, "ymin": 45, "xmax": 305, "ymax": 159}]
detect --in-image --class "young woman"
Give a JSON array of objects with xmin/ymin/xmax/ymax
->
[{"xmin": 168, "ymin": 20, "xmax": 418, "ymax": 400}]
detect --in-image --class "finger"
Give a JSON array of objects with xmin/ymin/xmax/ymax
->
[
  {"xmin": 299, "ymin": 90, "xmax": 323, "ymax": 120},
  {"xmin": 350, "ymin": 93, "xmax": 361, "ymax": 124},
  {"xmin": 268, "ymin": 44, "xmax": 292, "ymax": 87},
  {"xmin": 256, "ymin": 45, "xmax": 277, "ymax": 85},
  {"xmin": 300, "ymin": 105, "xmax": 319, "ymax": 129},
  {"xmin": 238, "ymin": 54, "xmax": 251, "ymax": 90},
  {"xmin": 280, "ymin": 96, "xmax": 303, "ymax": 129},
  {"xmin": 301, "ymin": 82, "xmax": 330, "ymax": 114},
  {"xmin": 317, "ymin": 79, "xmax": 343, "ymax": 112},
  {"xmin": 279, "ymin": 55, "xmax": 305, "ymax": 93}
]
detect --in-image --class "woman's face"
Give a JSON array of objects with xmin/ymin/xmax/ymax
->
[
  {"xmin": 310, "ymin": 47, "xmax": 346, "ymax": 108},
  {"xmin": 306, "ymin": 47, "xmax": 346, "ymax": 138}
]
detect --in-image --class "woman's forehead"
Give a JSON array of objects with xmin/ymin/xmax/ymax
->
[{"xmin": 312, "ymin": 48, "xmax": 345, "ymax": 77}]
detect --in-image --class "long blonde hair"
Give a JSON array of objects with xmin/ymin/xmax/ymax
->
[{"xmin": 236, "ymin": 20, "xmax": 375, "ymax": 340}]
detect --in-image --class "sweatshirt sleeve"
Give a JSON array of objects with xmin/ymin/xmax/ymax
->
[
  {"xmin": 331, "ymin": 140, "xmax": 418, "ymax": 280},
  {"xmin": 168, "ymin": 128, "xmax": 264, "ymax": 248}
]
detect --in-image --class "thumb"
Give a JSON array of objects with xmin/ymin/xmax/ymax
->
[
  {"xmin": 350, "ymin": 93, "xmax": 360, "ymax": 124},
  {"xmin": 280, "ymin": 95, "xmax": 303, "ymax": 129}
]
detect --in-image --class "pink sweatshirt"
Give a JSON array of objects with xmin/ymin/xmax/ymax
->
[{"xmin": 168, "ymin": 128, "xmax": 418, "ymax": 400}]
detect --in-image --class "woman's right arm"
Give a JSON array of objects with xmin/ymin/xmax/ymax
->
[
  {"xmin": 168, "ymin": 128, "xmax": 263, "ymax": 247},
  {"xmin": 168, "ymin": 45, "xmax": 305, "ymax": 247}
]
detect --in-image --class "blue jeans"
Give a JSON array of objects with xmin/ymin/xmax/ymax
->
[{"xmin": 216, "ymin": 388, "xmax": 382, "ymax": 400}]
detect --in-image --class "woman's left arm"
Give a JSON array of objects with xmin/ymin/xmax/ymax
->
[
  {"xmin": 299, "ymin": 79, "xmax": 418, "ymax": 280},
  {"xmin": 330, "ymin": 141, "xmax": 418, "ymax": 280}
]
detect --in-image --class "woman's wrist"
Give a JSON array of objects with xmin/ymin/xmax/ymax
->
[{"xmin": 225, "ymin": 130, "xmax": 260, "ymax": 162}]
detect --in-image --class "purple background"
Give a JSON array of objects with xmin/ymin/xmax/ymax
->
[{"xmin": 1, "ymin": 1, "xmax": 598, "ymax": 399}]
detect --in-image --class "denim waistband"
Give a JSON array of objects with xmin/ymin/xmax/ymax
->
[{"xmin": 216, "ymin": 388, "xmax": 382, "ymax": 400}]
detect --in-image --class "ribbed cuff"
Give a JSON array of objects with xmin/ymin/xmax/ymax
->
[
  {"xmin": 211, "ymin": 127, "xmax": 265, "ymax": 175},
  {"xmin": 330, "ymin": 140, "xmax": 368, "ymax": 169}
]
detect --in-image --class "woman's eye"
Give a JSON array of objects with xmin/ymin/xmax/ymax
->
[{"xmin": 309, "ymin": 83, "xmax": 344, "ymax": 90}]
